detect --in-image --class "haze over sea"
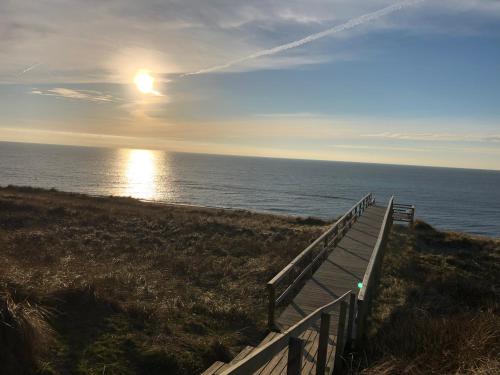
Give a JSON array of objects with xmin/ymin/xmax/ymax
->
[{"xmin": 1, "ymin": 141, "xmax": 499, "ymax": 237}]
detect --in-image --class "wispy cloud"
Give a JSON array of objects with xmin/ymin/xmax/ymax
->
[
  {"xmin": 30, "ymin": 88, "xmax": 118, "ymax": 103},
  {"xmin": 333, "ymin": 144, "xmax": 430, "ymax": 152},
  {"xmin": 255, "ymin": 112, "xmax": 326, "ymax": 119},
  {"xmin": 362, "ymin": 132, "xmax": 500, "ymax": 143},
  {"xmin": 184, "ymin": 0, "xmax": 426, "ymax": 75},
  {"xmin": 3, "ymin": 0, "xmax": 500, "ymax": 82},
  {"xmin": 18, "ymin": 62, "xmax": 42, "ymax": 75}
]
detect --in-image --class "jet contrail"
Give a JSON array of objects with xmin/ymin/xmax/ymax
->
[
  {"xmin": 184, "ymin": 0, "xmax": 425, "ymax": 76},
  {"xmin": 18, "ymin": 62, "xmax": 42, "ymax": 75}
]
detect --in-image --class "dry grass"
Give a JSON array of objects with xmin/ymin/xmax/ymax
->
[
  {"xmin": 0, "ymin": 186, "xmax": 328, "ymax": 374},
  {"xmin": 350, "ymin": 221, "xmax": 500, "ymax": 375},
  {"xmin": 0, "ymin": 292, "xmax": 53, "ymax": 374}
]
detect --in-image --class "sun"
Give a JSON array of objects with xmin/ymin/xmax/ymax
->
[{"xmin": 134, "ymin": 70, "xmax": 154, "ymax": 94}]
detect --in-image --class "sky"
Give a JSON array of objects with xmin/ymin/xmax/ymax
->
[{"xmin": 0, "ymin": 0, "xmax": 499, "ymax": 170}]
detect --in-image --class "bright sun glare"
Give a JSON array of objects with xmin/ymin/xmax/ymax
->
[{"xmin": 134, "ymin": 70, "xmax": 154, "ymax": 94}]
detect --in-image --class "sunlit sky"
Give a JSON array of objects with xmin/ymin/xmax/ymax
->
[{"xmin": 1, "ymin": 0, "xmax": 499, "ymax": 170}]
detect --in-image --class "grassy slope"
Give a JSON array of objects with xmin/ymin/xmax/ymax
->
[
  {"xmin": 0, "ymin": 186, "xmax": 327, "ymax": 375},
  {"xmin": 356, "ymin": 222, "xmax": 500, "ymax": 374}
]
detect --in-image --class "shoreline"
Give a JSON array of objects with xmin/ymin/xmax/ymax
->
[
  {"xmin": 1, "ymin": 184, "xmax": 333, "ymax": 225},
  {"xmin": 2, "ymin": 184, "xmax": 499, "ymax": 240}
]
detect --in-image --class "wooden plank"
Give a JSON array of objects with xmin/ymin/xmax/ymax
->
[
  {"xmin": 287, "ymin": 337, "xmax": 303, "ymax": 375},
  {"xmin": 275, "ymin": 206, "xmax": 387, "ymax": 331},
  {"xmin": 301, "ymin": 330, "xmax": 320, "ymax": 375},
  {"xmin": 260, "ymin": 331, "xmax": 279, "ymax": 346},
  {"xmin": 220, "ymin": 293, "xmax": 351, "ymax": 375},
  {"xmin": 201, "ymin": 361, "xmax": 227, "ymax": 375},
  {"xmin": 325, "ymin": 336, "xmax": 337, "ymax": 375},
  {"xmin": 358, "ymin": 200, "xmax": 393, "ymax": 302},
  {"xmin": 333, "ymin": 302, "xmax": 347, "ymax": 375},
  {"xmin": 211, "ymin": 201, "xmax": 392, "ymax": 375},
  {"xmin": 257, "ymin": 330, "xmax": 314, "ymax": 375},
  {"xmin": 315, "ymin": 313, "xmax": 330, "ymax": 375},
  {"xmin": 256, "ymin": 345, "xmax": 288, "ymax": 375},
  {"xmin": 230, "ymin": 346, "xmax": 255, "ymax": 364},
  {"xmin": 268, "ymin": 194, "xmax": 373, "ymax": 287}
]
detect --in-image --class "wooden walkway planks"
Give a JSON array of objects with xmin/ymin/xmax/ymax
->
[
  {"xmin": 254, "ymin": 329, "xmax": 337, "ymax": 375},
  {"xmin": 202, "ymin": 203, "xmax": 389, "ymax": 374},
  {"xmin": 276, "ymin": 205, "xmax": 387, "ymax": 333},
  {"xmin": 202, "ymin": 330, "xmax": 337, "ymax": 375}
]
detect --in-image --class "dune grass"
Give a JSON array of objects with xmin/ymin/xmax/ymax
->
[
  {"xmin": 0, "ymin": 186, "xmax": 327, "ymax": 374},
  {"xmin": 351, "ymin": 221, "xmax": 500, "ymax": 374},
  {"xmin": 2, "ymin": 186, "xmax": 499, "ymax": 374}
]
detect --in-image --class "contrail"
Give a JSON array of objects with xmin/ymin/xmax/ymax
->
[
  {"xmin": 184, "ymin": 0, "xmax": 424, "ymax": 76},
  {"xmin": 18, "ymin": 62, "xmax": 42, "ymax": 75}
]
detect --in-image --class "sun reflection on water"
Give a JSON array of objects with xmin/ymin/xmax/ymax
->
[{"xmin": 123, "ymin": 149, "xmax": 159, "ymax": 200}]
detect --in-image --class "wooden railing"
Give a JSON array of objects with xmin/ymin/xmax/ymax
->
[
  {"xmin": 266, "ymin": 193, "xmax": 375, "ymax": 329},
  {"xmin": 217, "ymin": 196, "xmax": 397, "ymax": 374},
  {"xmin": 355, "ymin": 197, "xmax": 394, "ymax": 343},
  {"xmin": 219, "ymin": 291, "xmax": 355, "ymax": 375},
  {"xmin": 393, "ymin": 203, "xmax": 415, "ymax": 224}
]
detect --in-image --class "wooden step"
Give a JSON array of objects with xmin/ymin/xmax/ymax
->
[
  {"xmin": 202, "ymin": 345, "xmax": 256, "ymax": 374},
  {"xmin": 230, "ymin": 345, "xmax": 255, "ymax": 364},
  {"xmin": 201, "ymin": 361, "xmax": 228, "ymax": 375},
  {"xmin": 258, "ymin": 331, "xmax": 280, "ymax": 347}
]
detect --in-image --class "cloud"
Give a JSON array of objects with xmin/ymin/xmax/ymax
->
[
  {"xmin": 255, "ymin": 112, "xmax": 326, "ymax": 119},
  {"xmin": 333, "ymin": 144, "xmax": 431, "ymax": 152},
  {"xmin": 18, "ymin": 62, "xmax": 42, "ymax": 75},
  {"xmin": 362, "ymin": 131, "xmax": 500, "ymax": 143},
  {"xmin": 185, "ymin": 0, "xmax": 426, "ymax": 75},
  {"xmin": 30, "ymin": 88, "xmax": 118, "ymax": 102},
  {"xmin": 2, "ymin": 0, "xmax": 500, "ymax": 84}
]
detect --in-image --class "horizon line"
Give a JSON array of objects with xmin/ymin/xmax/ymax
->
[{"xmin": 1, "ymin": 139, "xmax": 499, "ymax": 173}]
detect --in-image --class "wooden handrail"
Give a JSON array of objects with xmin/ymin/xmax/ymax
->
[
  {"xmin": 267, "ymin": 193, "xmax": 374, "ymax": 329},
  {"xmin": 219, "ymin": 291, "xmax": 352, "ymax": 375},
  {"xmin": 393, "ymin": 202, "xmax": 415, "ymax": 224},
  {"xmin": 217, "ymin": 196, "xmax": 400, "ymax": 374},
  {"xmin": 354, "ymin": 197, "xmax": 394, "ymax": 346},
  {"xmin": 268, "ymin": 193, "xmax": 373, "ymax": 287},
  {"xmin": 358, "ymin": 197, "xmax": 394, "ymax": 302}
]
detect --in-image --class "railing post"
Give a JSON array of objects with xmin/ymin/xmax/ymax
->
[
  {"xmin": 355, "ymin": 298, "xmax": 365, "ymax": 348},
  {"xmin": 267, "ymin": 284, "xmax": 276, "ymax": 330},
  {"xmin": 287, "ymin": 337, "xmax": 304, "ymax": 375},
  {"xmin": 307, "ymin": 250, "xmax": 314, "ymax": 278},
  {"xmin": 346, "ymin": 292, "xmax": 356, "ymax": 350},
  {"xmin": 316, "ymin": 313, "xmax": 331, "ymax": 375},
  {"xmin": 333, "ymin": 301, "xmax": 348, "ymax": 374},
  {"xmin": 333, "ymin": 226, "xmax": 339, "ymax": 246}
]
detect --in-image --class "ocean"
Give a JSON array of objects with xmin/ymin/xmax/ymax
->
[{"xmin": 1, "ymin": 141, "xmax": 499, "ymax": 237}]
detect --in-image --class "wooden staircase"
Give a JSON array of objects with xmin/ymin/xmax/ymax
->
[
  {"xmin": 202, "ymin": 330, "xmax": 338, "ymax": 375},
  {"xmin": 202, "ymin": 195, "xmax": 396, "ymax": 375}
]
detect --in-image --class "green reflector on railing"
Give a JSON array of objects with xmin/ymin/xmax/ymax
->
[{"xmin": 357, "ymin": 282, "xmax": 363, "ymax": 289}]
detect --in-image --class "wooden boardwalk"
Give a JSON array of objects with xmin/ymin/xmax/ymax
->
[
  {"xmin": 276, "ymin": 205, "xmax": 388, "ymax": 333},
  {"xmin": 202, "ymin": 203, "xmax": 391, "ymax": 375},
  {"xmin": 203, "ymin": 330, "xmax": 337, "ymax": 375}
]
